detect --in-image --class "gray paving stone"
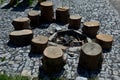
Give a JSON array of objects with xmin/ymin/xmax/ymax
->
[
  {"xmin": 76, "ymin": 77, "xmax": 87, "ymax": 80},
  {"xmin": 21, "ymin": 69, "xmax": 31, "ymax": 76},
  {"xmin": 0, "ymin": 0, "xmax": 120, "ymax": 79}
]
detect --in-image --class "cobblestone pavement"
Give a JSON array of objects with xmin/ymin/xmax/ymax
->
[
  {"xmin": 0, "ymin": 0, "xmax": 120, "ymax": 80},
  {"xmin": 109, "ymin": 0, "xmax": 120, "ymax": 14}
]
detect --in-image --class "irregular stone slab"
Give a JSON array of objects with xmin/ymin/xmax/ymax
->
[
  {"xmin": 21, "ymin": 69, "xmax": 31, "ymax": 77},
  {"xmin": 76, "ymin": 77, "xmax": 87, "ymax": 80}
]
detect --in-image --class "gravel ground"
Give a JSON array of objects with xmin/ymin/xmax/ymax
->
[{"xmin": 0, "ymin": 0, "xmax": 120, "ymax": 80}]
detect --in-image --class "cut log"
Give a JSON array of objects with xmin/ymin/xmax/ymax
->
[
  {"xmin": 28, "ymin": 10, "xmax": 40, "ymax": 27},
  {"xmin": 96, "ymin": 34, "xmax": 113, "ymax": 49},
  {"xmin": 78, "ymin": 42, "xmax": 103, "ymax": 70},
  {"xmin": 12, "ymin": 17, "xmax": 31, "ymax": 30},
  {"xmin": 42, "ymin": 46, "xmax": 66, "ymax": 74},
  {"xmin": 9, "ymin": 29, "xmax": 33, "ymax": 46},
  {"xmin": 82, "ymin": 21, "xmax": 100, "ymax": 38},
  {"xmin": 31, "ymin": 35, "xmax": 48, "ymax": 53},
  {"xmin": 68, "ymin": 14, "xmax": 82, "ymax": 30},
  {"xmin": 38, "ymin": 0, "xmax": 46, "ymax": 3},
  {"xmin": 40, "ymin": 1, "xmax": 54, "ymax": 22},
  {"xmin": 8, "ymin": 0, "xmax": 18, "ymax": 6},
  {"xmin": 56, "ymin": 7, "xmax": 69, "ymax": 24}
]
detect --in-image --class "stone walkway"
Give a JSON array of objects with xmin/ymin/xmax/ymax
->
[{"xmin": 0, "ymin": 0, "xmax": 120, "ymax": 80}]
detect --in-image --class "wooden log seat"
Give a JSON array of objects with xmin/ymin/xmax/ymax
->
[
  {"xmin": 9, "ymin": 29, "xmax": 33, "ymax": 46},
  {"xmin": 82, "ymin": 21, "xmax": 100, "ymax": 38},
  {"xmin": 68, "ymin": 14, "xmax": 82, "ymax": 30},
  {"xmin": 96, "ymin": 34, "xmax": 113, "ymax": 49},
  {"xmin": 12, "ymin": 17, "xmax": 31, "ymax": 30},
  {"xmin": 28, "ymin": 10, "xmax": 40, "ymax": 27},
  {"xmin": 56, "ymin": 7, "xmax": 70, "ymax": 24},
  {"xmin": 40, "ymin": 1, "xmax": 54, "ymax": 22},
  {"xmin": 78, "ymin": 42, "xmax": 103, "ymax": 70},
  {"xmin": 31, "ymin": 35, "xmax": 48, "ymax": 53},
  {"xmin": 42, "ymin": 46, "xmax": 66, "ymax": 74}
]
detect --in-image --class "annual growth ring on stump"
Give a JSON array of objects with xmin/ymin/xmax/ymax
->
[
  {"xmin": 96, "ymin": 34, "xmax": 113, "ymax": 49},
  {"xmin": 42, "ymin": 46, "xmax": 65, "ymax": 73},
  {"xmin": 40, "ymin": 1, "xmax": 54, "ymax": 22},
  {"xmin": 9, "ymin": 29, "xmax": 33, "ymax": 46},
  {"xmin": 78, "ymin": 42, "xmax": 103, "ymax": 70},
  {"xmin": 28, "ymin": 10, "xmax": 40, "ymax": 26},
  {"xmin": 31, "ymin": 35, "xmax": 48, "ymax": 53},
  {"xmin": 68, "ymin": 14, "xmax": 82, "ymax": 30},
  {"xmin": 56, "ymin": 7, "xmax": 69, "ymax": 24},
  {"xmin": 83, "ymin": 21, "xmax": 100, "ymax": 37},
  {"xmin": 12, "ymin": 17, "xmax": 31, "ymax": 30}
]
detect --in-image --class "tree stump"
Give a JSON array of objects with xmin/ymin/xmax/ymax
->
[
  {"xmin": 31, "ymin": 35, "xmax": 48, "ymax": 54},
  {"xmin": 38, "ymin": 0, "xmax": 46, "ymax": 3},
  {"xmin": 56, "ymin": 7, "xmax": 70, "ymax": 24},
  {"xmin": 68, "ymin": 14, "xmax": 82, "ymax": 30},
  {"xmin": 8, "ymin": 0, "xmax": 19, "ymax": 6},
  {"xmin": 40, "ymin": 1, "xmax": 54, "ymax": 22},
  {"xmin": 9, "ymin": 29, "xmax": 33, "ymax": 46},
  {"xmin": 78, "ymin": 42, "xmax": 103, "ymax": 70},
  {"xmin": 12, "ymin": 17, "xmax": 31, "ymax": 30},
  {"xmin": 96, "ymin": 34, "xmax": 113, "ymax": 49},
  {"xmin": 42, "ymin": 46, "xmax": 66, "ymax": 74},
  {"xmin": 82, "ymin": 21, "xmax": 100, "ymax": 38},
  {"xmin": 28, "ymin": 10, "xmax": 40, "ymax": 27}
]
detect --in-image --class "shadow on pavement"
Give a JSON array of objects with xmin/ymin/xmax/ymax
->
[
  {"xmin": 28, "ymin": 52, "xmax": 42, "ymax": 58},
  {"xmin": 38, "ymin": 66, "xmax": 65, "ymax": 80},
  {"xmin": 33, "ymin": 2, "xmax": 40, "ymax": 10},
  {"xmin": 77, "ymin": 64, "xmax": 102, "ymax": 78},
  {"xmin": 11, "ymin": 1, "xmax": 29, "ymax": 12}
]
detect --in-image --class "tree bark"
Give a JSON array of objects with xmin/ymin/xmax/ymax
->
[
  {"xmin": 42, "ymin": 46, "xmax": 66, "ymax": 74},
  {"xmin": 9, "ymin": 0, "xmax": 18, "ymax": 6},
  {"xmin": 12, "ymin": 17, "xmax": 31, "ymax": 30},
  {"xmin": 96, "ymin": 34, "xmax": 113, "ymax": 49},
  {"xmin": 40, "ymin": 1, "xmax": 54, "ymax": 22},
  {"xmin": 9, "ymin": 29, "xmax": 33, "ymax": 46},
  {"xmin": 28, "ymin": 10, "xmax": 40, "ymax": 27},
  {"xmin": 31, "ymin": 35, "xmax": 48, "ymax": 53},
  {"xmin": 56, "ymin": 7, "xmax": 69, "ymax": 24},
  {"xmin": 68, "ymin": 14, "xmax": 82, "ymax": 30},
  {"xmin": 78, "ymin": 42, "xmax": 103, "ymax": 70},
  {"xmin": 82, "ymin": 21, "xmax": 100, "ymax": 38}
]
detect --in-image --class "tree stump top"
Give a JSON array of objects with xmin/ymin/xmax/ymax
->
[
  {"xmin": 70, "ymin": 14, "xmax": 82, "ymax": 20},
  {"xmin": 81, "ymin": 42, "xmax": 102, "ymax": 56},
  {"xmin": 96, "ymin": 34, "xmax": 113, "ymax": 42},
  {"xmin": 10, "ymin": 30, "xmax": 33, "ymax": 36},
  {"xmin": 83, "ymin": 21, "xmax": 99, "ymax": 27},
  {"xmin": 13, "ymin": 17, "xmax": 30, "ymax": 22},
  {"xmin": 40, "ymin": 1, "xmax": 53, "ymax": 7},
  {"xmin": 57, "ymin": 7, "xmax": 69, "ymax": 11},
  {"xmin": 28, "ymin": 10, "xmax": 39, "ymax": 16},
  {"xmin": 44, "ymin": 46, "xmax": 63, "ymax": 59},
  {"xmin": 32, "ymin": 35, "xmax": 48, "ymax": 44}
]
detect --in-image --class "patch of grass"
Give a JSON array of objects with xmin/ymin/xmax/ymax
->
[
  {"xmin": 88, "ymin": 77, "xmax": 99, "ymax": 80},
  {"xmin": 0, "ymin": 74, "xmax": 29, "ymax": 80},
  {"xmin": 0, "ymin": 0, "xmax": 4, "ymax": 4},
  {"xmin": 0, "ymin": 57, "xmax": 6, "ymax": 62}
]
